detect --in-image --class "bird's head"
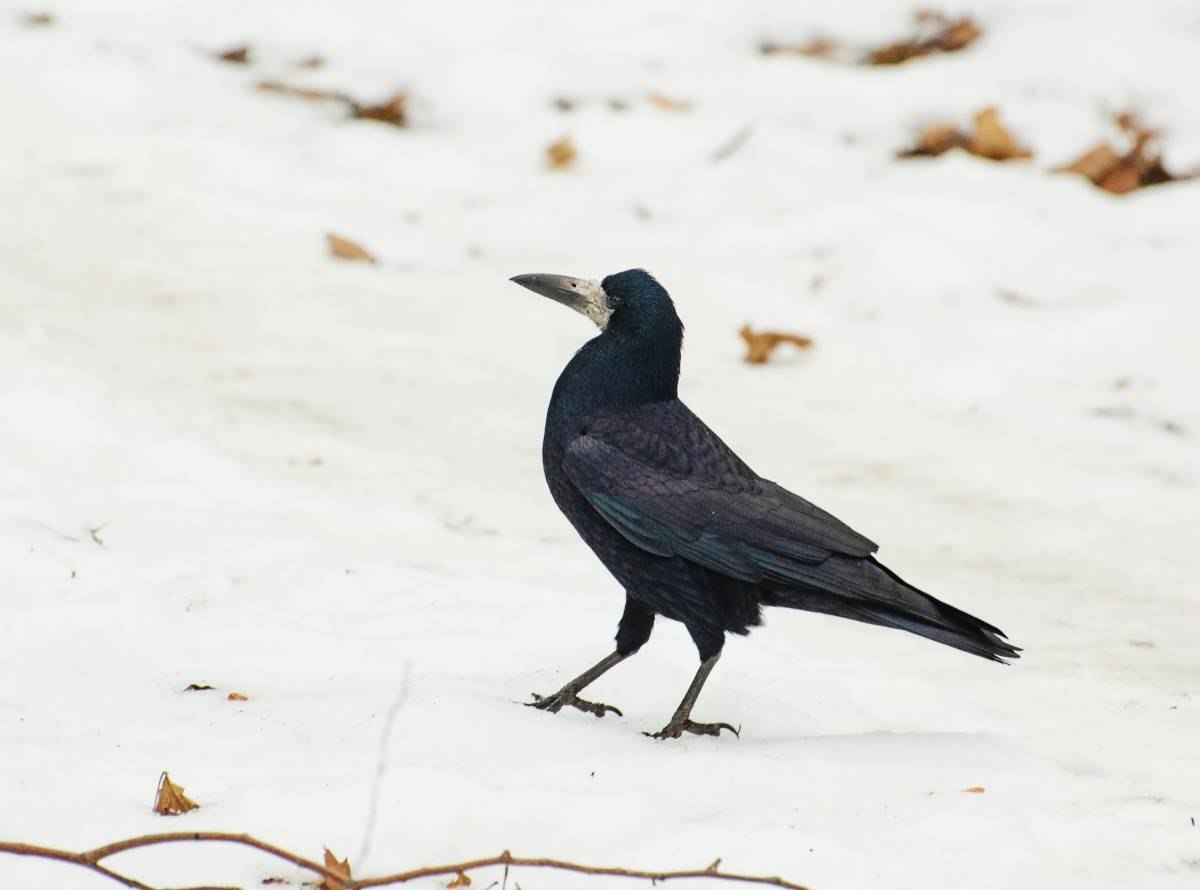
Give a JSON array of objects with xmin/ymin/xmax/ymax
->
[{"xmin": 510, "ymin": 268, "xmax": 680, "ymax": 338}]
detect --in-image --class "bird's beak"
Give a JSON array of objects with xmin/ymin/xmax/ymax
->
[{"xmin": 510, "ymin": 273, "xmax": 612, "ymax": 329}]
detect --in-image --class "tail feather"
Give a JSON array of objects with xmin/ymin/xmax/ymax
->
[{"xmin": 765, "ymin": 556, "xmax": 1020, "ymax": 663}]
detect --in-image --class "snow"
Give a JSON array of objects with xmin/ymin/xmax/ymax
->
[{"xmin": 2, "ymin": 1, "xmax": 1199, "ymax": 888}]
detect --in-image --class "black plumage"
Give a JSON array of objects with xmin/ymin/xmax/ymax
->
[{"xmin": 513, "ymin": 268, "xmax": 1018, "ymax": 739}]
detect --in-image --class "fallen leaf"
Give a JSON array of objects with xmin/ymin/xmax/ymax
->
[
  {"xmin": 868, "ymin": 13, "xmax": 981, "ymax": 65},
  {"xmin": 320, "ymin": 848, "xmax": 352, "ymax": 890},
  {"xmin": 898, "ymin": 107, "xmax": 1030, "ymax": 161},
  {"xmin": 447, "ymin": 872, "xmax": 472, "ymax": 888},
  {"xmin": 351, "ymin": 92, "xmax": 408, "ymax": 127},
  {"xmin": 23, "ymin": 11, "xmax": 55, "ymax": 26},
  {"xmin": 183, "ymin": 683, "xmax": 215, "ymax": 692},
  {"xmin": 1060, "ymin": 144, "xmax": 1122, "ymax": 183},
  {"xmin": 764, "ymin": 12, "xmax": 981, "ymax": 66},
  {"xmin": 647, "ymin": 91, "xmax": 692, "ymax": 112},
  {"xmin": 1098, "ymin": 162, "xmax": 1142, "ymax": 195},
  {"xmin": 546, "ymin": 135, "xmax": 577, "ymax": 169},
  {"xmin": 1058, "ymin": 111, "xmax": 1192, "ymax": 194},
  {"xmin": 228, "ymin": 692, "xmax": 249, "ymax": 701},
  {"xmin": 216, "ymin": 45, "xmax": 252, "ymax": 65},
  {"xmin": 963, "ymin": 786, "xmax": 986, "ymax": 793},
  {"xmin": 153, "ymin": 772, "xmax": 199, "ymax": 815},
  {"xmin": 326, "ymin": 233, "xmax": 377, "ymax": 264},
  {"xmin": 293, "ymin": 55, "xmax": 325, "ymax": 69},
  {"xmin": 740, "ymin": 325, "xmax": 814, "ymax": 364},
  {"xmin": 968, "ymin": 107, "xmax": 1032, "ymax": 160}
]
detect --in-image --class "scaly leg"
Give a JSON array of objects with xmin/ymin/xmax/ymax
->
[
  {"xmin": 527, "ymin": 650, "xmax": 628, "ymax": 717},
  {"xmin": 526, "ymin": 596, "xmax": 654, "ymax": 719},
  {"xmin": 646, "ymin": 650, "xmax": 739, "ymax": 739}
]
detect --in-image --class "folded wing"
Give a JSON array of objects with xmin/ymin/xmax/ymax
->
[{"xmin": 561, "ymin": 405, "xmax": 878, "ymax": 586}]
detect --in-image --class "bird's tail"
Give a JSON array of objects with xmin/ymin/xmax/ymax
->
[{"xmin": 764, "ymin": 557, "xmax": 1020, "ymax": 663}]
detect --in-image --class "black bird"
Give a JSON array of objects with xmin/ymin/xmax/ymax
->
[{"xmin": 512, "ymin": 269, "xmax": 1018, "ymax": 739}]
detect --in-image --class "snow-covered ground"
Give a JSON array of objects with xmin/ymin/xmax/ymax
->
[{"xmin": 3, "ymin": 2, "xmax": 1199, "ymax": 888}]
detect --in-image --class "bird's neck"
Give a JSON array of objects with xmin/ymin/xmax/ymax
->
[{"xmin": 547, "ymin": 326, "xmax": 682, "ymax": 435}]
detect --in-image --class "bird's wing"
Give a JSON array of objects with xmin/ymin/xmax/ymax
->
[{"xmin": 561, "ymin": 405, "xmax": 877, "ymax": 583}]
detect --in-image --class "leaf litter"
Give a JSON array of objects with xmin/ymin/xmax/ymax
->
[
  {"xmin": 761, "ymin": 11, "xmax": 981, "ymax": 66},
  {"xmin": 1058, "ymin": 112, "xmax": 1193, "ymax": 195},
  {"xmin": 898, "ymin": 107, "xmax": 1032, "ymax": 161}
]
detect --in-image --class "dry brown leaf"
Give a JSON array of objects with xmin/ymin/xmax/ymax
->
[
  {"xmin": 23, "ymin": 12, "xmax": 55, "ymax": 26},
  {"xmin": 647, "ymin": 91, "xmax": 693, "ymax": 112},
  {"xmin": 967, "ymin": 107, "xmax": 1032, "ymax": 160},
  {"xmin": 1098, "ymin": 161, "xmax": 1142, "ymax": 195},
  {"xmin": 546, "ymin": 135, "xmax": 577, "ymax": 169},
  {"xmin": 447, "ymin": 872, "xmax": 472, "ymax": 888},
  {"xmin": 294, "ymin": 55, "xmax": 325, "ymax": 69},
  {"xmin": 963, "ymin": 786, "xmax": 986, "ymax": 793},
  {"xmin": 153, "ymin": 772, "xmax": 199, "ymax": 815},
  {"xmin": 763, "ymin": 13, "xmax": 980, "ymax": 66},
  {"xmin": 216, "ymin": 45, "xmax": 252, "ymax": 65},
  {"xmin": 320, "ymin": 848, "xmax": 352, "ymax": 890},
  {"xmin": 868, "ymin": 13, "xmax": 981, "ymax": 65},
  {"xmin": 1060, "ymin": 144, "xmax": 1122, "ymax": 182},
  {"xmin": 326, "ymin": 233, "xmax": 377, "ymax": 264},
  {"xmin": 351, "ymin": 93, "xmax": 408, "ymax": 127},
  {"xmin": 227, "ymin": 692, "xmax": 249, "ymax": 701},
  {"xmin": 898, "ymin": 107, "xmax": 1029, "ymax": 161},
  {"xmin": 1057, "ymin": 111, "xmax": 1190, "ymax": 194},
  {"xmin": 740, "ymin": 325, "xmax": 814, "ymax": 364}
]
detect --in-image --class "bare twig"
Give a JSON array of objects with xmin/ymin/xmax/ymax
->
[
  {"xmin": 0, "ymin": 833, "xmax": 809, "ymax": 890},
  {"xmin": 711, "ymin": 125, "xmax": 753, "ymax": 162},
  {"xmin": 357, "ymin": 663, "xmax": 412, "ymax": 866}
]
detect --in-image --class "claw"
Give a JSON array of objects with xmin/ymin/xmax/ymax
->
[
  {"xmin": 526, "ymin": 690, "xmax": 623, "ymax": 718},
  {"xmin": 645, "ymin": 719, "xmax": 740, "ymax": 740}
]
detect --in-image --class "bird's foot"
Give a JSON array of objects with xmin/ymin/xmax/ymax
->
[
  {"xmin": 644, "ymin": 718, "xmax": 740, "ymax": 740},
  {"xmin": 526, "ymin": 689, "xmax": 623, "ymax": 719}
]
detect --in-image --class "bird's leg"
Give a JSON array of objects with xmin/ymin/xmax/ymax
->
[
  {"xmin": 646, "ymin": 650, "xmax": 739, "ymax": 739},
  {"xmin": 526, "ymin": 650, "xmax": 628, "ymax": 718},
  {"xmin": 527, "ymin": 596, "xmax": 653, "ymax": 720}
]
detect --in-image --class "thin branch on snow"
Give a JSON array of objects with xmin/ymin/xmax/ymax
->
[
  {"xmin": 356, "ymin": 661, "xmax": 413, "ymax": 866},
  {"xmin": 0, "ymin": 833, "xmax": 810, "ymax": 890}
]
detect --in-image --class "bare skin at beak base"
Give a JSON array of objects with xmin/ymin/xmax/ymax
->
[{"xmin": 510, "ymin": 273, "xmax": 611, "ymax": 328}]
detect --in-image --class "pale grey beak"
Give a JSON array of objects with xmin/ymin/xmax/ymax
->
[{"xmin": 510, "ymin": 273, "xmax": 612, "ymax": 329}]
